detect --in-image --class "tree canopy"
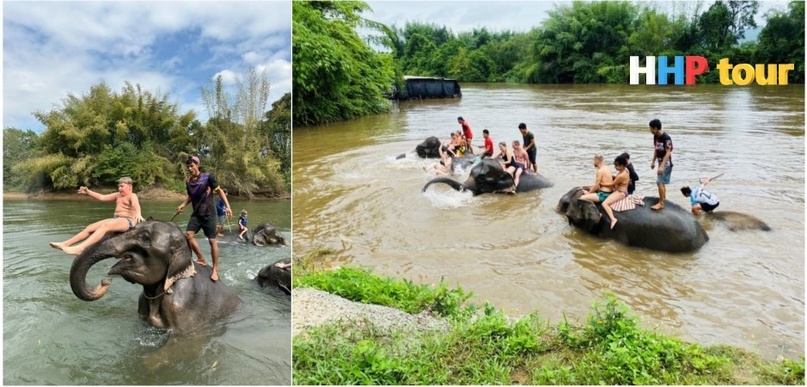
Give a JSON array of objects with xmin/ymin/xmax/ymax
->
[
  {"xmin": 292, "ymin": 0, "xmax": 397, "ymax": 127},
  {"xmin": 5, "ymin": 76, "xmax": 291, "ymax": 197}
]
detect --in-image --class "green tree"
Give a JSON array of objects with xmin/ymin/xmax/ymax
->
[
  {"xmin": 263, "ymin": 92, "xmax": 291, "ymax": 189},
  {"xmin": 753, "ymin": 1, "xmax": 804, "ymax": 83},
  {"xmin": 19, "ymin": 82, "xmax": 196, "ymax": 191},
  {"xmin": 3, "ymin": 128, "xmax": 39, "ymax": 190},
  {"xmin": 292, "ymin": 0, "xmax": 396, "ymax": 126},
  {"xmin": 200, "ymin": 70, "xmax": 286, "ymax": 198}
]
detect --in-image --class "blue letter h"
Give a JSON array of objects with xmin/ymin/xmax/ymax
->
[{"xmin": 658, "ymin": 56, "xmax": 684, "ymax": 85}]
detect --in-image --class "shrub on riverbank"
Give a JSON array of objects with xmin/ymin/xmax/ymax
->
[{"xmin": 293, "ymin": 266, "xmax": 805, "ymax": 385}]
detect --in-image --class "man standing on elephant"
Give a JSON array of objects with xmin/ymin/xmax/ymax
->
[
  {"xmin": 649, "ymin": 118, "xmax": 673, "ymax": 210},
  {"xmin": 519, "ymin": 123, "xmax": 538, "ymax": 173},
  {"xmin": 176, "ymin": 155, "xmax": 233, "ymax": 282},
  {"xmin": 458, "ymin": 116, "xmax": 474, "ymax": 154}
]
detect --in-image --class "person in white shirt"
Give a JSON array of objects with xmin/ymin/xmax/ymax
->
[{"xmin": 681, "ymin": 176, "xmax": 720, "ymax": 216}]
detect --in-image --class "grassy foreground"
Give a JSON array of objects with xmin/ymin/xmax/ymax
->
[{"xmin": 293, "ymin": 265, "xmax": 804, "ymax": 385}]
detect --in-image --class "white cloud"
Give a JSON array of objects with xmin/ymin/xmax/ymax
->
[
  {"xmin": 213, "ymin": 70, "xmax": 240, "ymax": 86},
  {"xmin": 3, "ymin": 1, "xmax": 291, "ymax": 131}
]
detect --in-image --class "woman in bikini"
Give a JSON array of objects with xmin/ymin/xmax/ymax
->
[
  {"xmin": 495, "ymin": 142, "xmax": 524, "ymax": 192},
  {"xmin": 598, "ymin": 156, "xmax": 631, "ymax": 229}
]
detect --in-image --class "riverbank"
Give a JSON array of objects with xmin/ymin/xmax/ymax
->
[
  {"xmin": 292, "ymin": 264, "xmax": 805, "ymax": 385},
  {"xmin": 3, "ymin": 188, "xmax": 289, "ymax": 202}
]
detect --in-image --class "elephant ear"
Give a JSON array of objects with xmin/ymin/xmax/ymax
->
[{"xmin": 163, "ymin": 236, "xmax": 196, "ymax": 293}]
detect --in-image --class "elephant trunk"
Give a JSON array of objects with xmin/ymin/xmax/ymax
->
[
  {"xmin": 69, "ymin": 234, "xmax": 124, "ymax": 301},
  {"xmin": 422, "ymin": 177, "xmax": 466, "ymax": 193}
]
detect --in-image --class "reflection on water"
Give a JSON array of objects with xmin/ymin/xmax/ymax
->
[
  {"xmin": 3, "ymin": 199, "xmax": 291, "ymax": 384},
  {"xmin": 293, "ymin": 84, "xmax": 804, "ymax": 359}
]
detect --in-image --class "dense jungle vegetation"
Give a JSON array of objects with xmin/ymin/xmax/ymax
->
[
  {"xmin": 293, "ymin": 0, "xmax": 805, "ymax": 126},
  {"xmin": 4, "ymin": 69, "xmax": 291, "ymax": 197}
]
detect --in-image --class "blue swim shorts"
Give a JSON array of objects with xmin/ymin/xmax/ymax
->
[{"xmin": 656, "ymin": 164, "xmax": 673, "ymax": 185}]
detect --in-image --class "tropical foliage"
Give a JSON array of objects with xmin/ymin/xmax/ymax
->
[
  {"xmin": 5, "ymin": 77, "xmax": 291, "ymax": 196},
  {"xmin": 292, "ymin": 0, "xmax": 397, "ymax": 127},
  {"xmin": 386, "ymin": 0, "xmax": 803, "ymax": 84}
]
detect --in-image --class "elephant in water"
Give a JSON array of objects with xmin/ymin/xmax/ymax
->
[
  {"xmin": 557, "ymin": 187, "xmax": 709, "ymax": 253},
  {"xmin": 705, "ymin": 211, "xmax": 771, "ymax": 231},
  {"xmin": 69, "ymin": 220, "xmax": 240, "ymax": 333},
  {"xmin": 397, "ymin": 136, "xmax": 442, "ymax": 159},
  {"xmin": 423, "ymin": 158, "xmax": 553, "ymax": 195},
  {"xmin": 256, "ymin": 258, "xmax": 291, "ymax": 294},
  {"xmin": 251, "ymin": 223, "xmax": 288, "ymax": 246}
]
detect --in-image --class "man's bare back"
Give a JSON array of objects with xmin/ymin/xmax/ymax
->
[{"xmin": 595, "ymin": 166, "xmax": 614, "ymax": 192}]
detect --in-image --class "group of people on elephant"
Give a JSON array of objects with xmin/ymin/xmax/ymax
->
[
  {"xmin": 576, "ymin": 118, "xmax": 723, "ymax": 230},
  {"xmin": 426, "ymin": 118, "xmax": 540, "ymax": 194}
]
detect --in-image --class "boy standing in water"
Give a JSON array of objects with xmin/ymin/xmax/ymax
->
[
  {"xmin": 50, "ymin": 177, "xmax": 144, "ymax": 255},
  {"xmin": 176, "ymin": 156, "xmax": 233, "ymax": 282}
]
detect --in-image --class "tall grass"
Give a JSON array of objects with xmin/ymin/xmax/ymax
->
[{"xmin": 293, "ymin": 266, "xmax": 805, "ymax": 385}]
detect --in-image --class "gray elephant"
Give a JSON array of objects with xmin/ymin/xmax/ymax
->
[
  {"xmin": 397, "ymin": 136, "xmax": 442, "ymax": 159},
  {"xmin": 423, "ymin": 158, "xmax": 553, "ymax": 195},
  {"xmin": 256, "ymin": 258, "xmax": 291, "ymax": 294},
  {"xmin": 69, "ymin": 220, "xmax": 240, "ymax": 333},
  {"xmin": 706, "ymin": 211, "xmax": 771, "ymax": 231},
  {"xmin": 557, "ymin": 187, "xmax": 709, "ymax": 253},
  {"xmin": 251, "ymin": 223, "xmax": 288, "ymax": 246}
]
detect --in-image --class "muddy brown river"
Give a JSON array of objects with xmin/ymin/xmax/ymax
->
[{"xmin": 292, "ymin": 84, "xmax": 804, "ymax": 359}]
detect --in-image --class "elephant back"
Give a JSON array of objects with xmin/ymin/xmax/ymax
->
[
  {"xmin": 558, "ymin": 187, "xmax": 709, "ymax": 253},
  {"xmin": 600, "ymin": 198, "xmax": 709, "ymax": 253}
]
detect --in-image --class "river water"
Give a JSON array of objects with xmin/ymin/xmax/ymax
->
[
  {"xmin": 292, "ymin": 84, "xmax": 804, "ymax": 360},
  {"xmin": 3, "ymin": 198, "xmax": 291, "ymax": 384}
]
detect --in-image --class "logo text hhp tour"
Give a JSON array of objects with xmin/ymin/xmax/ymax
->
[{"xmin": 630, "ymin": 56, "xmax": 795, "ymax": 86}]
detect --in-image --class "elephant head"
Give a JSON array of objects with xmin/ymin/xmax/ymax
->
[
  {"xmin": 397, "ymin": 136, "xmax": 442, "ymax": 159},
  {"xmin": 557, "ymin": 187, "xmax": 709, "ymax": 253},
  {"xmin": 70, "ymin": 220, "xmax": 195, "ymax": 301},
  {"xmin": 251, "ymin": 224, "xmax": 287, "ymax": 246},
  {"xmin": 423, "ymin": 158, "xmax": 553, "ymax": 195},
  {"xmin": 256, "ymin": 258, "xmax": 291, "ymax": 294}
]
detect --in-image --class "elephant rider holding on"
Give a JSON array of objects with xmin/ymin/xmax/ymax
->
[
  {"xmin": 512, "ymin": 140, "xmax": 533, "ymax": 175},
  {"xmin": 681, "ymin": 176, "xmax": 720, "ymax": 216},
  {"xmin": 458, "ymin": 116, "xmax": 474, "ymax": 155},
  {"xmin": 50, "ymin": 177, "xmax": 144, "ymax": 255},
  {"xmin": 580, "ymin": 156, "xmax": 631, "ymax": 230},
  {"xmin": 176, "ymin": 155, "xmax": 233, "ymax": 282},
  {"xmin": 493, "ymin": 141, "xmax": 525, "ymax": 193},
  {"xmin": 476, "ymin": 129, "xmax": 495, "ymax": 157},
  {"xmin": 578, "ymin": 154, "xmax": 614, "ymax": 206}
]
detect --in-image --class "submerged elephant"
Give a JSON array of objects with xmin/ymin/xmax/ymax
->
[
  {"xmin": 423, "ymin": 158, "xmax": 553, "ymax": 195},
  {"xmin": 706, "ymin": 211, "xmax": 771, "ymax": 231},
  {"xmin": 557, "ymin": 187, "xmax": 709, "ymax": 253},
  {"xmin": 70, "ymin": 220, "xmax": 240, "ymax": 333},
  {"xmin": 256, "ymin": 258, "xmax": 291, "ymax": 294},
  {"xmin": 397, "ymin": 136, "xmax": 442, "ymax": 159},
  {"xmin": 251, "ymin": 223, "xmax": 288, "ymax": 246}
]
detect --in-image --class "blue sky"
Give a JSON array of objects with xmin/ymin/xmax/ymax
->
[{"xmin": 3, "ymin": 1, "xmax": 291, "ymax": 132}]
